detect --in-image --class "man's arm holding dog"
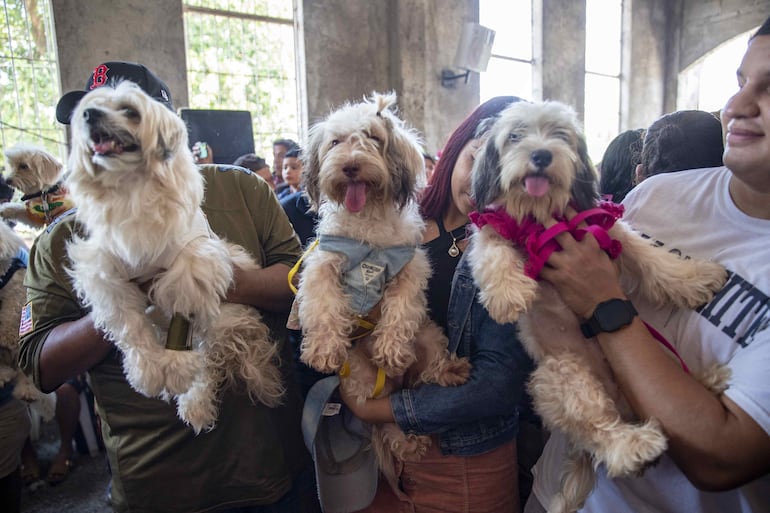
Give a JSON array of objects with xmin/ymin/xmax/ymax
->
[
  {"xmin": 227, "ymin": 264, "xmax": 294, "ymax": 312},
  {"xmin": 540, "ymin": 229, "xmax": 770, "ymax": 491},
  {"xmin": 35, "ymin": 315, "xmax": 112, "ymax": 393},
  {"xmin": 18, "ymin": 218, "xmax": 114, "ymax": 393}
]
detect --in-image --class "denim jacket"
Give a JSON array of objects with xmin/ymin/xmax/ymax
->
[{"xmin": 390, "ymin": 255, "xmax": 534, "ymax": 456}]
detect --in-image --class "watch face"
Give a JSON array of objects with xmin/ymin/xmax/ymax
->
[{"xmin": 595, "ymin": 299, "xmax": 636, "ymax": 332}]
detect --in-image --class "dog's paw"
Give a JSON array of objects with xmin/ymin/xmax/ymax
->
[
  {"xmin": 300, "ymin": 346, "xmax": 348, "ymax": 374},
  {"xmin": 162, "ymin": 350, "xmax": 205, "ymax": 395},
  {"xmin": 176, "ymin": 380, "xmax": 219, "ymax": 434},
  {"xmin": 600, "ymin": 418, "xmax": 668, "ymax": 477},
  {"xmin": 392, "ymin": 433, "xmax": 431, "ymax": 462},
  {"xmin": 684, "ymin": 260, "xmax": 728, "ymax": 306},
  {"xmin": 371, "ymin": 343, "xmax": 416, "ymax": 378},
  {"xmin": 479, "ymin": 291, "xmax": 524, "ymax": 324},
  {"xmin": 433, "ymin": 355, "xmax": 472, "ymax": 386},
  {"xmin": 696, "ymin": 364, "xmax": 731, "ymax": 395},
  {"xmin": 654, "ymin": 259, "xmax": 727, "ymax": 310}
]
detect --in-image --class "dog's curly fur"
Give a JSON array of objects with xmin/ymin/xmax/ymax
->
[
  {"xmin": 467, "ymin": 100, "xmax": 729, "ymax": 513},
  {"xmin": 1, "ymin": 143, "xmax": 72, "ymax": 228},
  {"xmin": 0, "ymin": 220, "xmax": 55, "ymax": 419},
  {"xmin": 298, "ymin": 92, "xmax": 470, "ymax": 478},
  {"xmin": 64, "ymin": 81, "xmax": 283, "ymax": 433}
]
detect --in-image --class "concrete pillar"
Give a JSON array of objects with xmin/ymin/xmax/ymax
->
[{"xmin": 52, "ymin": 0, "xmax": 188, "ymax": 109}]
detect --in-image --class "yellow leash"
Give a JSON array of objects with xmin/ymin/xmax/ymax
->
[
  {"xmin": 288, "ymin": 238, "xmax": 319, "ymax": 295},
  {"xmin": 339, "ymin": 362, "xmax": 387, "ymax": 398}
]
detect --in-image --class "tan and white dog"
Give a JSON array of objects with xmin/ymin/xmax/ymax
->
[
  {"xmin": 298, "ymin": 92, "xmax": 470, "ymax": 476},
  {"xmin": 1, "ymin": 143, "xmax": 74, "ymax": 228},
  {"xmin": 0, "ymin": 220, "xmax": 55, "ymax": 420},
  {"xmin": 467, "ymin": 100, "xmax": 728, "ymax": 513},
  {"xmin": 65, "ymin": 81, "xmax": 283, "ymax": 433}
]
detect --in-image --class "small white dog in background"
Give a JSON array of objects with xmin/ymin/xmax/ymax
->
[
  {"xmin": 467, "ymin": 100, "xmax": 728, "ymax": 513},
  {"xmin": 65, "ymin": 80, "xmax": 283, "ymax": 433},
  {"xmin": 1, "ymin": 143, "xmax": 73, "ymax": 228},
  {"xmin": 0, "ymin": 219, "xmax": 55, "ymax": 420},
  {"xmin": 298, "ymin": 92, "xmax": 470, "ymax": 473}
]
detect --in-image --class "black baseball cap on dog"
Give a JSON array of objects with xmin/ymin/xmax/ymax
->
[{"xmin": 55, "ymin": 61, "xmax": 172, "ymax": 124}]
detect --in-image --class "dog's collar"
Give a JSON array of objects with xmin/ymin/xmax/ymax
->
[
  {"xmin": 23, "ymin": 183, "xmax": 73, "ymax": 225},
  {"xmin": 469, "ymin": 200, "xmax": 624, "ymax": 280},
  {"xmin": 21, "ymin": 182, "xmax": 61, "ymax": 202},
  {"xmin": 0, "ymin": 256, "xmax": 25, "ymax": 290}
]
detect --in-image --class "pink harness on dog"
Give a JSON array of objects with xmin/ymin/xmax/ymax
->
[
  {"xmin": 469, "ymin": 200, "xmax": 624, "ymax": 280},
  {"xmin": 469, "ymin": 201, "xmax": 691, "ymax": 374}
]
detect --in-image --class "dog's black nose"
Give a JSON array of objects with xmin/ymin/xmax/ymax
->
[
  {"xmin": 530, "ymin": 149, "xmax": 552, "ymax": 169},
  {"xmin": 83, "ymin": 108, "xmax": 104, "ymax": 124},
  {"xmin": 343, "ymin": 164, "xmax": 359, "ymax": 178}
]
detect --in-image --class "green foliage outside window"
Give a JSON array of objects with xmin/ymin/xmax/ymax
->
[
  {"xmin": 0, "ymin": 0, "xmax": 65, "ymax": 162},
  {"xmin": 184, "ymin": 0, "xmax": 299, "ymax": 162},
  {"xmin": 0, "ymin": 0, "xmax": 300, "ymax": 171}
]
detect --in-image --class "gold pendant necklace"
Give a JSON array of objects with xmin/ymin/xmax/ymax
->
[
  {"xmin": 448, "ymin": 239, "xmax": 460, "ymax": 257},
  {"xmin": 447, "ymin": 225, "xmax": 467, "ymax": 258}
]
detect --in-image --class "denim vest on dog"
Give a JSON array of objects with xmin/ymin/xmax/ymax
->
[{"xmin": 317, "ymin": 234, "xmax": 415, "ymax": 316}]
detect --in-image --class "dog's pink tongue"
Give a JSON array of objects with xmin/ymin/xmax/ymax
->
[
  {"xmin": 525, "ymin": 176, "xmax": 550, "ymax": 197},
  {"xmin": 345, "ymin": 182, "xmax": 367, "ymax": 212},
  {"xmin": 93, "ymin": 140, "xmax": 123, "ymax": 155}
]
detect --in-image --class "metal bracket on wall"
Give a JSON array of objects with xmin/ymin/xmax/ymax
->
[{"xmin": 441, "ymin": 69, "xmax": 471, "ymax": 88}]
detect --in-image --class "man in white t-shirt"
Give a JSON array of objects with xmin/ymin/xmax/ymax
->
[{"xmin": 527, "ymin": 17, "xmax": 770, "ymax": 513}]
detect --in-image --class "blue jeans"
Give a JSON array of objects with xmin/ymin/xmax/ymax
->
[{"xmin": 223, "ymin": 464, "xmax": 321, "ymax": 513}]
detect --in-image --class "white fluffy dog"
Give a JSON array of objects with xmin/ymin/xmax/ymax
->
[
  {"xmin": 0, "ymin": 220, "xmax": 55, "ymax": 419},
  {"xmin": 298, "ymin": 92, "xmax": 470, "ymax": 473},
  {"xmin": 467, "ymin": 100, "xmax": 728, "ymax": 513},
  {"xmin": 1, "ymin": 143, "xmax": 73, "ymax": 228},
  {"xmin": 65, "ymin": 81, "xmax": 283, "ymax": 432}
]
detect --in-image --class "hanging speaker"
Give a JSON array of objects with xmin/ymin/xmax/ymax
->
[{"xmin": 454, "ymin": 22, "xmax": 496, "ymax": 73}]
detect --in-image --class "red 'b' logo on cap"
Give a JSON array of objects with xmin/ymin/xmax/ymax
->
[{"xmin": 91, "ymin": 64, "xmax": 110, "ymax": 90}]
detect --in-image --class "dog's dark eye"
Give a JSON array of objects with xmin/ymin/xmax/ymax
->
[
  {"xmin": 365, "ymin": 132, "xmax": 381, "ymax": 144},
  {"xmin": 122, "ymin": 107, "xmax": 140, "ymax": 119},
  {"xmin": 508, "ymin": 133, "xmax": 520, "ymax": 142},
  {"xmin": 330, "ymin": 139, "xmax": 340, "ymax": 148},
  {"xmin": 553, "ymin": 130, "xmax": 571, "ymax": 142},
  {"xmin": 19, "ymin": 163, "xmax": 29, "ymax": 170}
]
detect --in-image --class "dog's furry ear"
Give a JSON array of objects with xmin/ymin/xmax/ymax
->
[
  {"xmin": 570, "ymin": 134, "xmax": 600, "ymax": 211},
  {"xmin": 371, "ymin": 91, "xmax": 423, "ymax": 209},
  {"xmin": 384, "ymin": 126, "xmax": 423, "ymax": 209},
  {"xmin": 144, "ymin": 100, "xmax": 186, "ymax": 161},
  {"xmin": 302, "ymin": 121, "xmax": 324, "ymax": 211},
  {"xmin": 472, "ymin": 137, "xmax": 503, "ymax": 210},
  {"xmin": 33, "ymin": 150, "xmax": 64, "ymax": 180}
]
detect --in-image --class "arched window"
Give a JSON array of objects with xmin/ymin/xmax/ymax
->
[{"xmin": 678, "ymin": 29, "xmax": 754, "ymax": 113}]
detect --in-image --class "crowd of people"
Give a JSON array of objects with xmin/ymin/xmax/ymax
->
[{"xmin": 1, "ymin": 14, "xmax": 769, "ymax": 513}]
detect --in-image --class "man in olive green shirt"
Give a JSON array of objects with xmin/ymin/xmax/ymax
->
[{"xmin": 18, "ymin": 62, "xmax": 318, "ymax": 513}]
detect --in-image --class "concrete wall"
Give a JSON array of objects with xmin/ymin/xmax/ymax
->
[
  {"xmin": 52, "ymin": 0, "xmax": 189, "ymax": 109},
  {"xmin": 539, "ymin": 0, "xmax": 587, "ymax": 116},
  {"xmin": 49, "ymin": 0, "xmax": 769, "ymax": 156},
  {"xmin": 624, "ymin": 0, "xmax": 679, "ymax": 130},
  {"xmin": 302, "ymin": 0, "xmax": 478, "ymax": 156},
  {"xmin": 680, "ymin": 0, "xmax": 769, "ymax": 69}
]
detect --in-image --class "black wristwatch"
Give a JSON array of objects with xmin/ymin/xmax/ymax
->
[{"xmin": 580, "ymin": 298, "xmax": 638, "ymax": 338}]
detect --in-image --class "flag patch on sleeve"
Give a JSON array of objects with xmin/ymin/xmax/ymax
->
[{"xmin": 19, "ymin": 302, "xmax": 34, "ymax": 336}]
